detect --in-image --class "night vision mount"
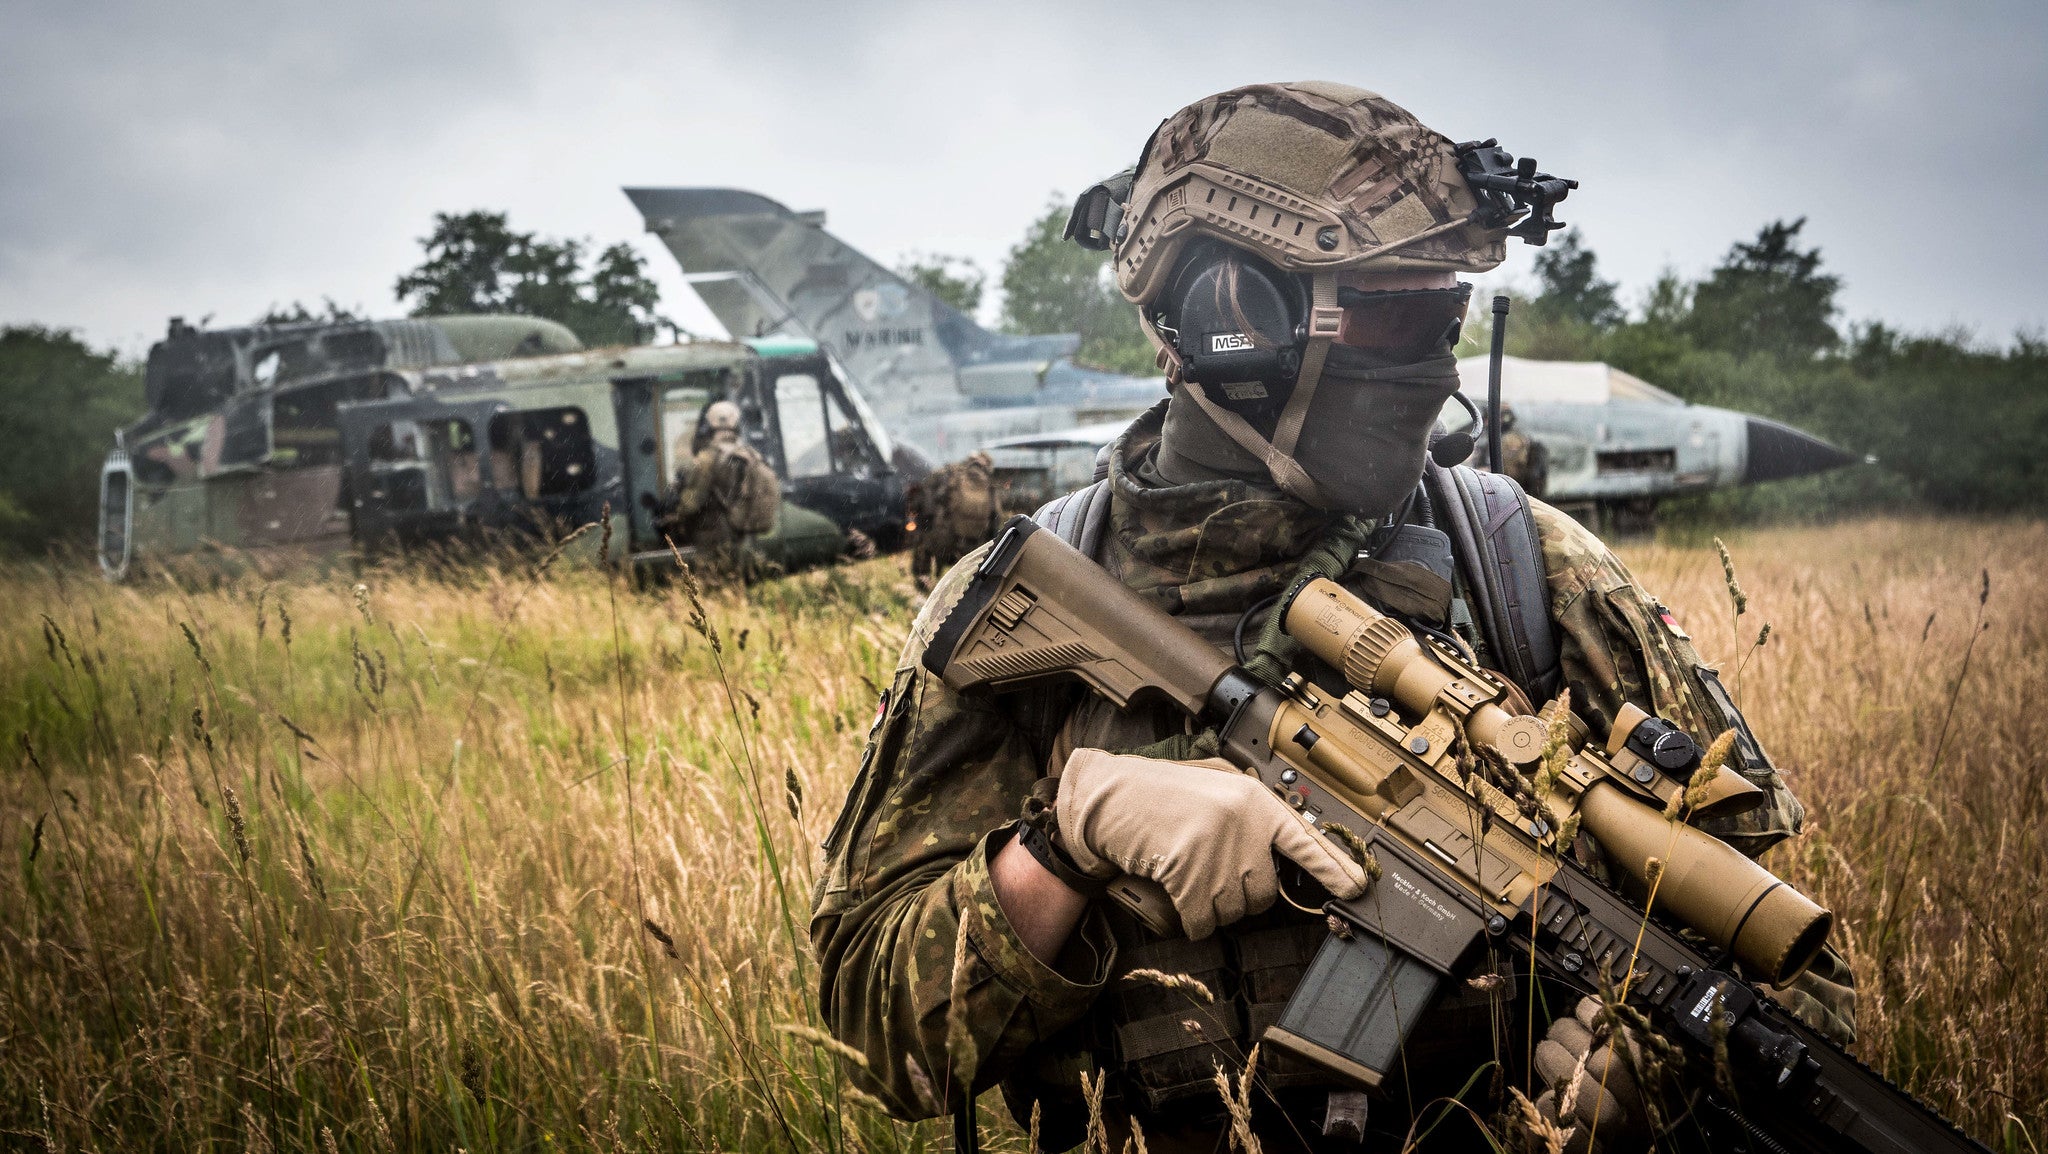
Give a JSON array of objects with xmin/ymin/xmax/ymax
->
[
  {"xmin": 1455, "ymin": 139, "xmax": 1578, "ymax": 246},
  {"xmin": 1065, "ymin": 168, "xmax": 1136, "ymax": 252}
]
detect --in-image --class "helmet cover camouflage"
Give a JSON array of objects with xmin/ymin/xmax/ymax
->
[{"xmin": 1116, "ymin": 82, "xmax": 1508, "ymax": 309}]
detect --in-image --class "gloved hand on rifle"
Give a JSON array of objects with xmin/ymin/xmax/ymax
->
[
  {"xmin": 1055, "ymin": 748, "xmax": 1371, "ymax": 940},
  {"xmin": 1532, "ymin": 995, "xmax": 1664, "ymax": 1153}
]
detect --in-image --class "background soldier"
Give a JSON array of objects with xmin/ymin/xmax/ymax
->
[
  {"xmin": 813, "ymin": 83, "xmax": 1855, "ymax": 1152},
  {"xmin": 1493, "ymin": 404, "xmax": 1549, "ymax": 497},
  {"xmin": 665, "ymin": 399, "xmax": 779, "ymax": 575},
  {"xmin": 907, "ymin": 449, "xmax": 1002, "ymax": 587}
]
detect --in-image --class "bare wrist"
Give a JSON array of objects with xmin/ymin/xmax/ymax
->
[{"xmin": 990, "ymin": 830, "xmax": 1090, "ymax": 964}]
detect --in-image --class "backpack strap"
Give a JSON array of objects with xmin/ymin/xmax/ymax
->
[
  {"xmin": 1031, "ymin": 478, "xmax": 1112, "ymax": 561},
  {"xmin": 1425, "ymin": 462, "xmax": 1562, "ymax": 702}
]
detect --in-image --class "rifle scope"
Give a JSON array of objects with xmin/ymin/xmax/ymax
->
[{"xmin": 1283, "ymin": 578, "xmax": 1832, "ymax": 985}]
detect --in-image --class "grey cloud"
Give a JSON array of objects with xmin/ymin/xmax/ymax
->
[{"xmin": 1, "ymin": 0, "xmax": 2041, "ymax": 355}]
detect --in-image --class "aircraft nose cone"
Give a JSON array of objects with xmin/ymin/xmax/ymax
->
[{"xmin": 1743, "ymin": 416, "xmax": 1858, "ymax": 484}]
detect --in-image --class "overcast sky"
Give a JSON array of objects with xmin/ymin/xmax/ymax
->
[{"xmin": 4, "ymin": 0, "xmax": 2043, "ymax": 357}]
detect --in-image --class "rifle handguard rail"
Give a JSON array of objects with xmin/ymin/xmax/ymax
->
[{"xmin": 929, "ymin": 520, "xmax": 1826, "ymax": 985}]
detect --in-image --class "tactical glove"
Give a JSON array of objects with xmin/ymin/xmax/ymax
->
[
  {"xmin": 1054, "ymin": 748, "xmax": 1370, "ymax": 940},
  {"xmin": 1533, "ymin": 995, "xmax": 1653, "ymax": 1153}
]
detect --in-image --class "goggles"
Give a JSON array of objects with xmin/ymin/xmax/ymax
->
[{"xmin": 1333, "ymin": 283, "xmax": 1473, "ymax": 350}]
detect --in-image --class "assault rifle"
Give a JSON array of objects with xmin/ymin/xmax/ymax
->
[{"xmin": 924, "ymin": 516, "xmax": 1987, "ymax": 1154}]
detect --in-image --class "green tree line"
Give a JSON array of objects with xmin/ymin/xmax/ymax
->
[
  {"xmin": 1496, "ymin": 220, "xmax": 2047, "ymax": 518},
  {"xmin": 0, "ymin": 328, "xmax": 143, "ymax": 553},
  {"xmin": 393, "ymin": 210, "xmax": 674, "ymax": 347}
]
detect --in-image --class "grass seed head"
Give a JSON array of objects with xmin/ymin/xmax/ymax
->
[
  {"xmin": 1715, "ymin": 537, "xmax": 1748, "ymax": 617},
  {"xmin": 221, "ymin": 785, "xmax": 250, "ymax": 864},
  {"xmin": 945, "ymin": 916, "xmax": 980, "ymax": 1089},
  {"xmin": 772, "ymin": 1022, "xmax": 871, "ymax": 1071},
  {"xmin": 1120, "ymin": 968, "xmax": 1216, "ymax": 1004},
  {"xmin": 642, "ymin": 918, "xmax": 679, "ymax": 960},
  {"xmin": 178, "ymin": 622, "xmax": 209, "ymax": 672}
]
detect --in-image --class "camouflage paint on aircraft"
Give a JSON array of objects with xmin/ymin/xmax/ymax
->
[{"xmin": 98, "ymin": 314, "xmax": 905, "ymax": 579}]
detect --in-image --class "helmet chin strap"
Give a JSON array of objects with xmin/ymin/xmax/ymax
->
[{"xmin": 1144, "ymin": 270, "xmax": 1342, "ymax": 507}]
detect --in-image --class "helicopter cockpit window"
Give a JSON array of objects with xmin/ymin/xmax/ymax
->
[
  {"xmin": 775, "ymin": 374, "xmax": 832, "ymax": 478},
  {"xmin": 130, "ymin": 422, "xmax": 208, "ymax": 488},
  {"xmin": 488, "ymin": 407, "xmax": 595, "ymax": 499},
  {"xmin": 824, "ymin": 383, "xmax": 883, "ymax": 478},
  {"xmin": 776, "ymin": 372, "xmax": 878, "ymax": 479},
  {"xmin": 273, "ymin": 373, "xmax": 400, "ymax": 469},
  {"xmin": 362, "ymin": 418, "xmax": 476, "ymax": 510}
]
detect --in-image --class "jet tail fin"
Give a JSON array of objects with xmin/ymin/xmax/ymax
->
[
  {"xmin": 625, "ymin": 187, "xmax": 1076, "ymax": 397},
  {"xmin": 624, "ymin": 187, "xmax": 1170, "ymax": 471}
]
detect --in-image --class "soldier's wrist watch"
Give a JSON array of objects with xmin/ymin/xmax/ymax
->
[{"xmin": 1014, "ymin": 794, "xmax": 1107, "ymax": 898}]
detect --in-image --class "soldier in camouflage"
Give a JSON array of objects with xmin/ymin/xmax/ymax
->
[
  {"xmin": 909, "ymin": 450, "xmax": 1004, "ymax": 588},
  {"xmin": 1494, "ymin": 404, "xmax": 1549, "ymax": 498},
  {"xmin": 813, "ymin": 83, "xmax": 1854, "ymax": 1153},
  {"xmin": 666, "ymin": 399, "xmax": 776, "ymax": 577}
]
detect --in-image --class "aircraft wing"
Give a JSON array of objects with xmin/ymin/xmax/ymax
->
[{"xmin": 985, "ymin": 421, "xmax": 1137, "ymax": 452}]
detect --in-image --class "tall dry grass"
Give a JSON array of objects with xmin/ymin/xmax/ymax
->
[{"xmin": 0, "ymin": 516, "xmax": 2040, "ymax": 1151}]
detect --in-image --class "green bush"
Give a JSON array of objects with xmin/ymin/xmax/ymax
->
[{"xmin": 0, "ymin": 326, "xmax": 143, "ymax": 553}]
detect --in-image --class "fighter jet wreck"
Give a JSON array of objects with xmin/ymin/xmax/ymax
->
[
  {"xmin": 97, "ymin": 315, "xmax": 905, "ymax": 580},
  {"xmin": 1444, "ymin": 356, "xmax": 1860, "ymax": 529},
  {"xmin": 627, "ymin": 187, "xmax": 1858, "ymax": 520}
]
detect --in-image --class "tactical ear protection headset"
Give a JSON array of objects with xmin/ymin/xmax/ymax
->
[
  {"xmin": 1155, "ymin": 241, "xmax": 1307, "ymax": 402},
  {"xmin": 1156, "ymin": 242, "xmax": 1478, "ymax": 399},
  {"xmin": 1149, "ymin": 240, "xmax": 1495, "ymax": 469}
]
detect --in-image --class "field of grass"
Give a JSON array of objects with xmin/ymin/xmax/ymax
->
[{"xmin": 0, "ymin": 516, "xmax": 2041, "ymax": 1152}]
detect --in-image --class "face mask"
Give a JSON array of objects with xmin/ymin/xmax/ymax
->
[
  {"xmin": 1288, "ymin": 345, "xmax": 1460, "ymax": 519},
  {"xmin": 1152, "ymin": 345, "xmax": 1460, "ymax": 520}
]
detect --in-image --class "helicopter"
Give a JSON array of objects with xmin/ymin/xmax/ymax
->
[{"xmin": 97, "ymin": 313, "xmax": 905, "ymax": 580}]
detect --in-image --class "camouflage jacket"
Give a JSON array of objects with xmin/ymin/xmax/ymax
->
[
  {"xmin": 672, "ymin": 432, "xmax": 772, "ymax": 546},
  {"xmin": 911, "ymin": 455, "xmax": 1002, "ymax": 558},
  {"xmin": 810, "ymin": 406, "xmax": 1852, "ymax": 1145}
]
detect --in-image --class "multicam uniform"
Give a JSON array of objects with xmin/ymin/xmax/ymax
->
[
  {"xmin": 910, "ymin": 451, "xmax": 1004, "ymax": 583},
  {"xmin": 668, "ymin": 428, "xmax": 773, "ymax": 554},
  {"xmin": 811, "ymin": 406, "xmax": 1854, "ymax": 1150}
]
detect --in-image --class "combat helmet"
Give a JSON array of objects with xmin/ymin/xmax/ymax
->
[
  {"xmin": 704, "ymin": 399, "xmax": 742, "ymax": 433},
  {"xmin": 1116, "ymin": 82, "xmax": 1512, "ymax": 303},
  {"xmin": 1066, "ymin": 82, "xmax": 1575, "ymax": 502}
]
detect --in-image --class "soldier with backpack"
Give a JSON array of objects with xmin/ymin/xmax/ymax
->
[
  {"xmin": 666, "ymin": 399, "xmax": 780, "ymax": 576},
  {"xmin": 1493, "ymin": 403, "xmax": 1549, "ymax": 498},
  {"xmin": 908, "ymin": 450, "xmax": 1003, "ymax": 588}
]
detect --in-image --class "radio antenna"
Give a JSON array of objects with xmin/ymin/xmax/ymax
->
[{"xmin": 1488, "ymin": 295, "xmax": 1510, "ymax": 474}]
